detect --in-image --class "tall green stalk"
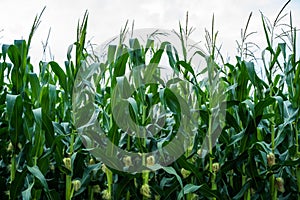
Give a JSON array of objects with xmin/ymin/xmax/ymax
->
[
  {"xmin": 270, "ymin": 122, "xmax": 276, "ymax": 199},
  {"xmin": 141, "ymin": 102, "xmax": 150, "ymax": 200},
  {"xmin": 106, "ymin": 167, "xmax": 113, "ymax": 199},
  {"xmin": 88, "ymin": 186, "xmax": 94, "ymax": 200},
  {"xmin": 207, "ymin": 55, "xmax": 218, "ymax": 199},
  {"xmin": 63, "ymin": 156, "xmax": 72, "ymax": 200},
  {"xmin": 203, "ymin": 15, "xmax": 219, "ymax": 198},
  {"xmin": 242, "ymin": 164, "xmax": 251, "ymax": 200},
  {"xmin": 10, "ymin": 153, "xmax": 16, "ymax": 183}
]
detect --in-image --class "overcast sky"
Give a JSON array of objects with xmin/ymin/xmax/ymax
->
[{"xmin": 1, "ymin": 0, "xmax": 299, "ymax": 67}]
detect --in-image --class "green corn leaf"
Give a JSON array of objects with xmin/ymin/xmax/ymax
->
[
  {"xmin": 107, "ymin": 45, "xmax": 117, "ymax": 64},
  {"xmin": 149, "ymin": 42, "xmax": 169, "ymax": 64},
  {"xmin": 178, "ymin": 183, "xmax": 221, "ymax": 200},
  {"xmin": 28, "ymin": 73, "xmax": 41, "ymax": 103},
  {"xmin": 10, "ymin": 169, "xmax": 28, "ymax": 200},
  {"xmin": 114, "ymin": 51, "xmax": 129, "ymax": 78},
  {"xmin": 164, "ymin": 88, "xmax": 181, "ymax": 115},
  {"xmin": 162, "ymin": 166, "xmax": 183, "ymax": 189},
  {"xmin": 22, "ymin": 182, "xmax": 34, "ymax": 200},
  {"xmin": 6, "ymin": 94, "xmax": 23, "ymax": 146},
  {"xmin": 1, "ymin": 44, "xmax": 10, "ymax": 61},
  {"xmin": 27, "ymin": 165, "xmax": 49, "ymax": 192},
  {"xmin": 49, "ymin": 61, "xmax": 67, "ymax": 92},
  {"xmin": 145, "ymin": 38, "xmax": 154, "ymax": 53},
  {"xmin": 254, "ymin": 97, "xmax": 275, "ymax": 118},
  {"xmin": 177, "ymin": 60, "xmax": 196, "ymax": 79},
  {"xmin": 270, "ymin": 44, "xmax": 282, "ymax": 71},
  {"xmin": 232, "ymin": 180, "xmax": 251, "ymax": 200},
  {"xmin": 7, "ymin": 45, "xmax": 21, "ymax": 70},
  {"xmin": 32, "ymin": 108, "xmax": 45, "ymax": 160}
]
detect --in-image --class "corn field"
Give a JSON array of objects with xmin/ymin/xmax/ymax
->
[{"xmin": 0, "ymin": 1, "xmax": 300, "ymax": 200}]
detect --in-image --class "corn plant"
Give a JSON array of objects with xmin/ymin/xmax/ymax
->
[{"xmin": 0, "ymin": 1, "xmax": 299, "ymax": 200}]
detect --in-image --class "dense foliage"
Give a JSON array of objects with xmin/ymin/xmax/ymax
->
[{"xmin": 0, "ymin": 2, "xmax": 299, "ymax": 199}]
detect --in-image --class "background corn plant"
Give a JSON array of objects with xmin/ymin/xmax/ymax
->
[{"xmin": 0, "ymin": 1, "xmax": 299, "ymax": 199}]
